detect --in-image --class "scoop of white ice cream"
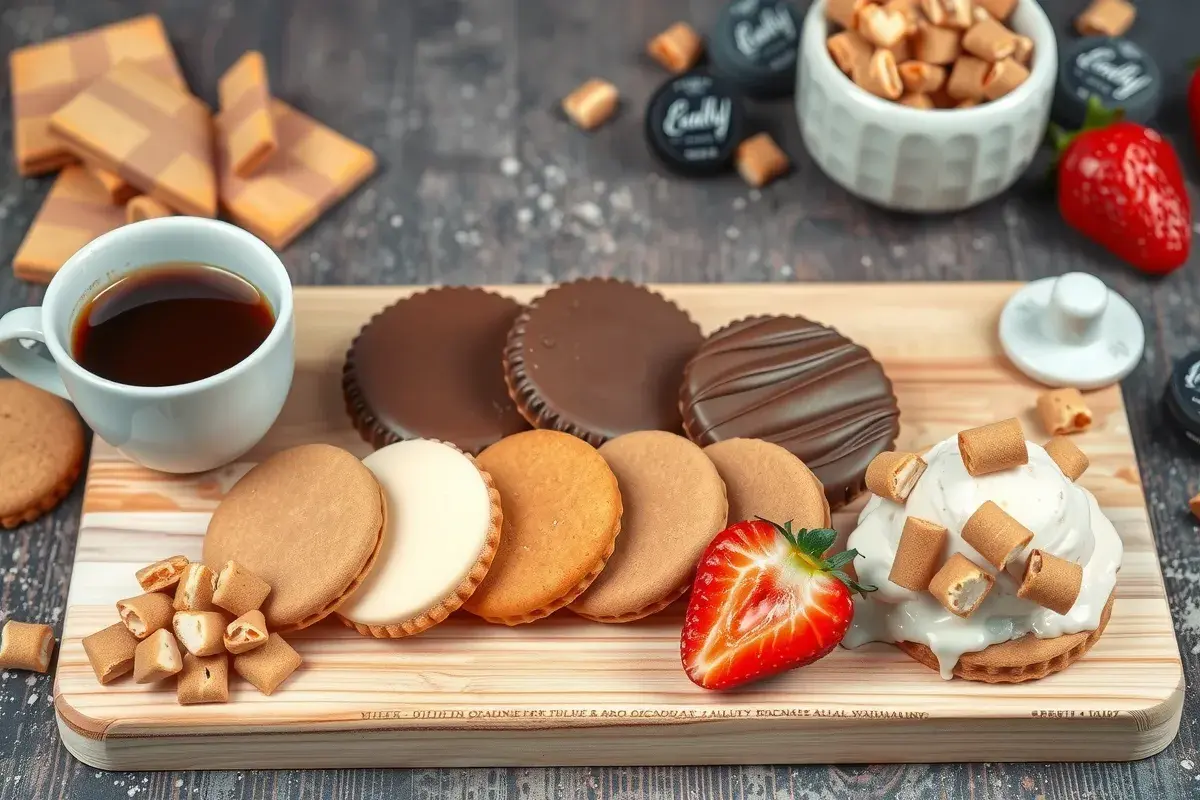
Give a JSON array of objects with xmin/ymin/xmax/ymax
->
[{"xmin": 843, "ymin": 435, "xmax": 1122, "ymax": 678}]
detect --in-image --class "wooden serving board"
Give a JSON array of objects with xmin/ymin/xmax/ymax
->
[{"xmin": 53, "ymin": 283, "xmax": 1184, "ymax": 770}]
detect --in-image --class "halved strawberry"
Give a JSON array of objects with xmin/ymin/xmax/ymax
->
[{"xmin": 681, "ymin": 518, "xmax": 873, "ymax": 691}]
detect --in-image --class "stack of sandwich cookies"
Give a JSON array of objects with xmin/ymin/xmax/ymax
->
[
  {"xmin": 845, "ymin": 417, "xmax": 1121, "ymax": 683},
  {"xmin": 464, "ymin": 430, "xmax": 623, "ymax": 625},
  {"xmin": 570, "ymin": 431, "xmax": 728, "ymax": 623},
  {"xmin": 344, "ymin": 287, "xmax": 531, "ymax": 454},
  {"xmin": 680, "ymin": 315, "xmax": 900, "ymax": 510},
  {"xmin": 504, "ymin": 279, "xmax": 704, "ymax": 445},
  {"xmin": 336, "ymin": 439, "xmax": 503, "ymax": 637}
]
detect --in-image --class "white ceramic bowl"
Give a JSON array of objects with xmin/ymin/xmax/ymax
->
[{"xmin": 795, "ymin": 0, "xmax": 1057, "ymax": 213}]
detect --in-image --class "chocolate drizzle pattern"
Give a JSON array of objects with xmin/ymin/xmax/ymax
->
[
  {"xmin": 504, "ymin": 279, "xmax": 704, "ymax": 446},
  {"xmin": 680, "ymin": 315, "xmax": 900, "ymax": 509}
]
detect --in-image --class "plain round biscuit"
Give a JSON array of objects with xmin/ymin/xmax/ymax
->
[
  {"xmin": 570, "ymin": 431, "xmax": 727, "ymax": 622},
  {"xmin": 896, "ymin": 595, "xmax": 1115, "ymax": 683},
  {"xmin": 702, "ymin": 438, "xmax": 830, "ymax": 531},
  {"xmin": 0, "ymin": 380, "xmax": 85, "ymax": 529},
  {"xmin": 202, "ymin": 443, "xmax": 385, "ymax": 632},
  {"xmin": 464, "ymin": 429, "xmax": 622, "ymax": 625}
]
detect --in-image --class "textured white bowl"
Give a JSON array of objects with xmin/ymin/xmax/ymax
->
[{"xmin": 795, "ymin": 0, "xmax": 1057, "ymax": 213}]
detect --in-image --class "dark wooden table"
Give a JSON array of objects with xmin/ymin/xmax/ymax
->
[{"xmin": 1, "ymin": 1, "xmax": 1198, "ymax": 798}]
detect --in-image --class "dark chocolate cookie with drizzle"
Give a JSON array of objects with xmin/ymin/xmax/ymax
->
[
  {"xmin": 679, "ymin": 315, "xmax": 900, "ymax": 509},
  {"xmin": 504, "ymin": 279, "xmax": 704, "ymax": 446}
]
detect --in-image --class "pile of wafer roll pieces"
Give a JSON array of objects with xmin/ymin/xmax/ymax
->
[{"xmin": 10, "ymin": 14, "xmax": 376, "ymax": 283}]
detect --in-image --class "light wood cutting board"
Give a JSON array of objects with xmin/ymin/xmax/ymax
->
[{"xmin": 53, "ymin": 283, "xmax": 1184, "ymax": 770}]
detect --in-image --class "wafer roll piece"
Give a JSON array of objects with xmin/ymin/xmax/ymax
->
[
  {"xmin": 562, "ymin": 79, "xmax": 619, "ymax": 131},
  {"xmin": 885, "ymin": 0, "xmax": 921, "ymax": 34},
  {"xmin": 976, "ymin": 0, "xmax": 1017, "ymax": 20},
  {"xmin": 899, "ymin": 62, "xmax": 947, "ymax": 94},
  {"xmin": 133, "ymin": 628, "xmax": 182, "ymax": 683},
  {"xmin": 224, "ymin": 610, "xmax": 269, "ymax": 655},
  {"xmin": 857, "ymin": 5, "xmax": 909, "ymax": 48},
  {"xmin": 947, "ymin": 56, "xmax": 991, "ymax": 102},
  {"xmin": 1076, "ymin": 0, "xmax": 1135, "ymax": 37},
  {"xmin": 1012, "ymin": 35, "xmax": 1033, "ymax": 65},
  {"xmin": 914, "ymin": 23, "xmax": 962, "ymax": 66},
  {"xmin": 126, "ymin": 196, "xmax": 175, "ymax": 224},
  {"xmin": 958, "ymin": 418, "xmax": 1027, "ymax": 476},
  {"xmin": 1017, "ymin": 550, "xmax": 1083, "ymax": 615},
  {"xmin": 983, "ymin": 58, "xmax": 1029, "ymax": 101},
  {"xmin": 828, "ymin": 31, "xmax": 873, "ymax": 76},
  {"xmin": 889, "ymin": 517, "xmax": 948, "ymax": 591},
  {"xmin": 922, "ymin": 0, "xmax": 972, "ymax": 29},
  {"xmin": 1036, "ymin": 388, "xmax": 1092, "ymax": 436},
  {"xmin": 962, "ymin": 19, "xmax": 1017, "ymax": 62},
  {"xmin": 117, "ymin": 591, "xmax": 175, "ymax": 640},
  {"xmin": 173, "ymin": 611, "xmax": 228, "ymax": 657},
  {"xmin": 866, "ymin": 451, "xmax": 928, "ymax": 502},
  {"xmin": 1044, "ymin": 437, "xmax": 1089, "ymax": 482},
  {"xmin": 648, "ymin": 22, "xmax": 704, "ymax": 74},
  {"xmin": 962, "ymin": 501, "xmax": 1033, "ymax": 570},
  {"xmin": 174, "ymin": 563, "xmax": 217, "ymax": 611},
  {"xmin": 177, "ymin": 653, "xmax": 229, "ymax": 705},
  {"xmin": 858, "ymin": 50, "xmax": 904, "ymax": 100},
  {"xmin": 826, "ymin": 0, "xmax": 872, "ymax": 29},
  {"xmin": 137, "ymin": 555, "xmax": 189, "ymax": 593},
  {"xmin": 82, "ymin": 623, "xmax": 138, "ymax": 684},
  {"xmin": 212, "ymin": 561, "xmax": 272, "ymax": 617},
  {"xmin": 0, "ymin": 621, "xmax": 55, "ymax": 673},
  {"xmin": 929, "ymin": 554, "xmax": 994, "ymax": 618},
  {"xmin": 736, "ymin": 134, "xmax": 790, "ymax": 188},
  {"xmin": 233, "ymin": 633, "xmax": 302, "ymax": 696}
]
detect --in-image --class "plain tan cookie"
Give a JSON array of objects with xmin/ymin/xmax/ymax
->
[
  {"xmin": 203, "ymin": 443, "xmax": 386, "ymax": 632},
  {"xmin": 897, "ymin": 595, "xmax": 1115, "ymax": 683},
  {"xmin": 703, "ymin": 438, "xmax": 830, "ymax": 531},
  {"xmin": 0, "ymin": 380, "xmax": 84, "ymax": 529},
  {"xmin": 570, "ymin": 431, "xmax": 727, "ymax": 623},
  {"xmin": 464, "ymin": 429, "xmax": 622, "ymax": 625}
]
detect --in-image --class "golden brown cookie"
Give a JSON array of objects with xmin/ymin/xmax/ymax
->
[
  {"xmin": 896, "ymin": 595, "xmax": 1115, "ymax": 683},
  {"xmin": 0, "ymin": 380, "xmax": 85, "ymax": 529},
  {"xmin": 702, "ymin": 438, "xmax": 830, "ymax": 530},
  {"xmin": 464, "ymin": 430, "xmax": 622, "ymax": 625},
  {"xmin": 570, "ymin": 431, "xmax": 727, "ymax": 623},
  {"xmin": 203, "ymin": 443, "xmax": 385, "ymax": 632}
]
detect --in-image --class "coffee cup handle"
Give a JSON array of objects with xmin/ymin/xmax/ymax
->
[{"xmin": 0, "ymin": 307, "xmax": 70, "ymax": 400}]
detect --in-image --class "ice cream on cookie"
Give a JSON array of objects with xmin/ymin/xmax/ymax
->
[{"xmin": 844, "ymin": 418, "xmax": 1123, "ymax": 682}]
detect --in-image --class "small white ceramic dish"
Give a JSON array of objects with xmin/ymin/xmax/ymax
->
[
  {"xmin": 998, "ymin": 272, "xmax": 1145, "ymax": 390},
  {"xmin": 795, "ymin": 0, "xmax": 1057, "ymax": 213}
]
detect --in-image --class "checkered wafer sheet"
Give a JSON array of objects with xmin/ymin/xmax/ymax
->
[
  {"xmin": 49, "ymin": 62, "xmax": 216, "ymax": 218},
  {"xmin": 217, "ymin": 100, "xmax": 376, "ymax": 249},
  {"xmin": 218, "ymin": 51, "xmax": 277, "ymax": 178},
  {"xmin": 9, "ymin": 14, "xmax": 186, "ymax": 176}
]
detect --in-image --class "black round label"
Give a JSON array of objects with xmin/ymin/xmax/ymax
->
[
  {"xmin": 1169, "ymin": 350, "xmax": 1200, "ymax": 430},
  {"xmin": 711, "ymin": 0, "xmax": 800, "ymax": 97},
  {"xmin": 1054, "ymin": 37, "xmax": 1161, "ymax": 127},
  {"xmin": 644, "ymin": 74, "xmax": 744, "ymax": 176}
]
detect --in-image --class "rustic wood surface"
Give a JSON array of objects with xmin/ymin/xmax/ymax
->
[
  {"xmin": 1, "ymin": 0, "xmax": 1199, "ymax": 798},
  {"xmin": 53, "ymin": 284, "xmax": 1183, "ymax": 772}
]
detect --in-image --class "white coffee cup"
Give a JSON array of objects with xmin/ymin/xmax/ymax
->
[{"xmin": 0, "ymin": 217, "xmax": 295, "ymax": 474}]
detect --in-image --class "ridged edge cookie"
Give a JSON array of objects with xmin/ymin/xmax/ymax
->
[
  {"xmin": 473, "ymin": 510, "xmax": 623, "ymax": 626},
  {"xmin": 273, "ymin": 484, "xmax": 388, "ymax": 634},
  {"xmin": 338, "ymin": 444, "xmax": 504, "ymax": 638},
  {"xmin": 1, "ymin": 457, "xmax": 82, "ymax": 529},
  {"xmin": 678, "ymin": 313, "xmax": 899, "ymax": 510},
  {"xmin": 571, "ymin": 581, "xmax": 691, "ymax": 624},
  {"xmin": 343, "ymin": 287, "xmax": 520, "ymax": 455},
  {"xmin": 503, "ymin": 278, "xmax": 702, "ymax": 447},
  {"xmin": 896, "ymin": 594, "xmax": 1115, "ymax": 683}
]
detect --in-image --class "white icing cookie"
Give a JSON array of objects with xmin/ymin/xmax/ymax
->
[{"xmin": 336, "ymin": 439, "xmax": 502, "ymax": 637}]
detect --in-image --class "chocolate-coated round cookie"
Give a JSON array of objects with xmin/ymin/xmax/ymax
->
[
  {"xmin": 344, "ymin": 287, "xmax": 531, "ymax": 455},
  {"xmin": 505, "ymin": 279, "xmax": 703, "ymax": 446},
  {"xmin": 679, "ymin": 315, "xmax": 900, "ymax": 509}
]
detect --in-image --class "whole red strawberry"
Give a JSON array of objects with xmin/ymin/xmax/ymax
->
[
  {"xmin": 1055, "ymin": 99, "xmax": 1191, "ymax": 275},
  {"xmin": 680, "ymin": 518, "xmax": 873, "ymax": 691}
]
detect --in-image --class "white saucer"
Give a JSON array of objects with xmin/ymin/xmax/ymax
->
[{"xmin": 998, "ymin": 272, "xmax": 1145, "ymax": 390}]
